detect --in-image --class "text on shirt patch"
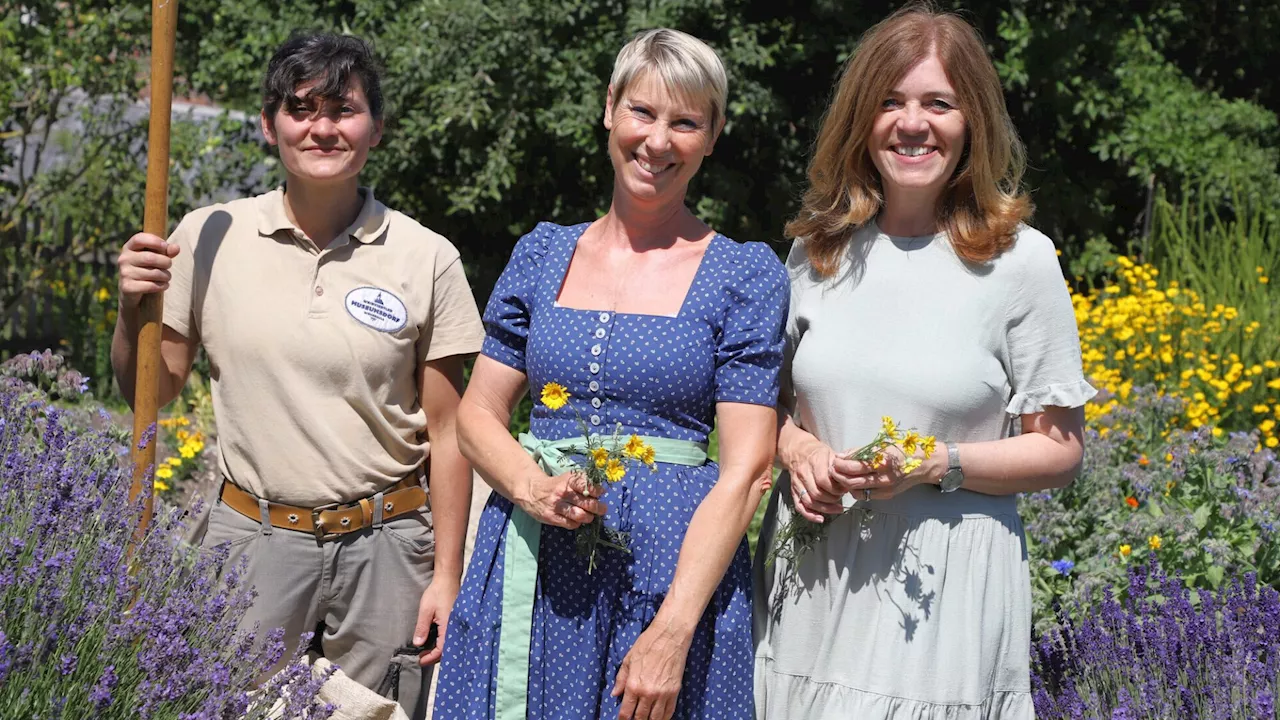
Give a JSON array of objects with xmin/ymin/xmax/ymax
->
[{"xmin": 344, "ymin": 287, "xmax": 408, "ymax": 332}]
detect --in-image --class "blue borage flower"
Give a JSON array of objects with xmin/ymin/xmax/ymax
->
[{"xmin": 1050, "ymin": 559, "xmax": 1075, "ymax": 576}]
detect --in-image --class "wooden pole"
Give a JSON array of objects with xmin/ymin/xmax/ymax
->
[{"xmin": 128, "ymin": 0, "xmax": 179, "ymax": 538}]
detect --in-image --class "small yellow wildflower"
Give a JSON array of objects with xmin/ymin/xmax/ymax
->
[
  {"xmin": 180, "ymin": 446, "xmax": 196, "ymax": 459},
  {"xmin": 540, "ymin": 382, "xmax": 570, "ymax": 410},
  {"xmin": 919, "ymin": 436, "xmax": 937, "ymax": 459},
  {"xmin": 1148, "ymin": 535, "xmax": 1163, "ymax": 550},
  {"xmin": 605, "ymin": 458, "xmax": 626, "ymax": 483},
  {"xmin": 880, "ymin": 416, "xmax": 900, "ymax": 440},
  {"xmin": 900, "ymin": 431, "xmax": 920, "ymax": 456},
  {"xmin": 591, "ymin": 447, "xmax": 609, "ymax": 468},
  {"xmin": 155, "ymin": 466, "xmax": 174, "ymax": 480},
  {"xmin": 1119, "ymin": 544, "xmax": 1132, "ymax": 557},
  {"xmin": 95, "ymin": 287, "xmax": 110, "ymax": 303},
  {"xmin": 622, "ymin": 435, "xmax": 645, "ymax": 459},
  {"xmin": 164, "ymin": 456, "xmax": 181, "ymax": 468},
  {"xmin": 901, "ymin": 458, "xmax": 923, "ymax": 474},
  {"xmin": 154, "ymin": 478, "xmax": 171, "ymax": 492},
  {"xmin": 638, "ymin": 445, "xmax": 656, "ymax": 468},
  {"xmin": 1268, "ymin": 437, "xmax": 1279, "ymax": 449}
]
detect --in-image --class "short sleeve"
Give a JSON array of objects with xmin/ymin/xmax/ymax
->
[
  {"xmin": 1004, "ymin": 229, "xmax": 1098, "ymax": 414},
  {"xmin": 419, "ymin": 247, "xmax": 485, "ymax": 363},
  {"xmin": 480, "ymin": 225, "xmax": 551, "ymax": 372},
  {"xmin": 777, "ymin": 239, "xmax": 810, "ymax": 415},
  {"xmin": 715, "ymin": 242, "xmax": 789, "ymax": 406},
  {"xmin": 161, "ymin": 211, "xmax": 204, "ymax": 343}
]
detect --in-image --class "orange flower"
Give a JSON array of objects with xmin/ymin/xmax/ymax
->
[
  {"xmin": 1137, "ymin": 454, "xmax": 1149, "ymax": 467},
  {"xmin": 1125, "ymin": 496, "xmax": 1139, "ymax": 509}
]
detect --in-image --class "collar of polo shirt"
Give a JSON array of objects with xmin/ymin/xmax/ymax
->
[{"xmin": 256, "ymin": 186, "xmax": 392, "ymax": 246}]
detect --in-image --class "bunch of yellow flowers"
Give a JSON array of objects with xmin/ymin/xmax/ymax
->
[
  {"xmin": 154, "ymin": 415, "xmax": 207, "ymax": 493},
  {"xmin": 539, "ymin": 382, "xmax": 655, "ymax": 572},
  {"xmin": 1072, "ymin": 257, "xmax": 1280, "ymax": 449}
]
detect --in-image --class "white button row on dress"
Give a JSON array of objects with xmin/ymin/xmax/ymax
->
[
  {"xmin": 594, "ymin": 328, "xmax": 606, "ymax": 339},
  {"xmin": 589, "ymin": 362, "xmax": 600, "ymax": 374},
  {"xmin": 589, "ymin": 381, "xmax": 599, "ymax": 392},
  {"xmin": 590, "ymin": 414, "xmax": 601, "ymax": 425},
  {"xmin": 591, "ymin": 397, "xmax": 602, "ymax": 408},
  {"xmin": 599, "ymin": 312, "xmax": 610, "ymax": 323},
  {"xmin": 591, "ymin": 344, "xmax": 602, "ymax": 356}
]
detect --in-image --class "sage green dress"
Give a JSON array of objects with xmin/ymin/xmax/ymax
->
[{"xmin": 752, "ymin": 223, "xmax": 1095, "ymax": 719}]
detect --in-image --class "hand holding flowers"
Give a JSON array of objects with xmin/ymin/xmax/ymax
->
[
  {"xmin": 770, "ymin": 417, "xmax": 937, "ymax": 569},
  {"xmin": 531, "ymin": 382, "xmax": 656, "ymax": 573}
]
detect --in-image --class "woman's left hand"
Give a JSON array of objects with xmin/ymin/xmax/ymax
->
[
  {"xmin": 611, "ymin": 622, "xmax": 690, "ymax": 720},
  {"xmin": 841, "ymin": 444, "xmax": 935, "ymax": 500}
]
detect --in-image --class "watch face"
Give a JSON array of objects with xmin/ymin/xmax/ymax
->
[{"xmin": 940, "ymin": 469, "xmax": 963, "ymax": 492}]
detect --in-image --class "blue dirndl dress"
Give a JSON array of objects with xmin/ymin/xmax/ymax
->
[{"xmin": 434, "ymin": 221, "xmax": 787, "ymax": 719}]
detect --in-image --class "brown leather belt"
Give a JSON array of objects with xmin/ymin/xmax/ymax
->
[{"xmin": 219, "ymin": 474, "xmax": 428, "ymax": 542}]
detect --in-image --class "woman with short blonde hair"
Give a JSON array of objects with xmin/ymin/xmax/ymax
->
[
  {"xmin": 437, "ymin": 27, "xmax": 785, "ymax": 720},
  {"xmin": 753, "ymin": 5, "xmax": 1093, "ymax": 719}
]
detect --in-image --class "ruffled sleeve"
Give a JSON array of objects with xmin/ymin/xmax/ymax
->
[
  {"xmin": 480, "ymin": 224, "xmax": 552, "ymax": 372},
  {"xmin": 1003, "ymin": 228, "xmax": 1098, "ymax": 414},
  {"xmin": 715, "ymin": 241, "xmax": 790, "ymax": 406}
]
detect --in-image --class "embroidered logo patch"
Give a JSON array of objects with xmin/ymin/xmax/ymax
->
[{"xmin": 345, "ymin": 287, "xmax": 408, "ymax": 332}]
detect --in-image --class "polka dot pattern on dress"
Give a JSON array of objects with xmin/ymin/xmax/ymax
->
[{"xmin": 435, "ymin": 221, "xmax": 788, "ymax": 719}]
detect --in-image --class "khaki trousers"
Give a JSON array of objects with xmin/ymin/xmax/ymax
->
[{"xmin": 203, "ymin": 498, "xmax": 435, "ymax": 720}]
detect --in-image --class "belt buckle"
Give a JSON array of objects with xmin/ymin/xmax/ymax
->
[{"xmin": 310, "ymin": 502, "xmax": 342, "ymax": 542}]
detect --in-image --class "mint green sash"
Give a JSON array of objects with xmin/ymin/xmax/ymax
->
[{"xmin": 494, "ymin": 432, "xmax": 708, "ymax": 720}]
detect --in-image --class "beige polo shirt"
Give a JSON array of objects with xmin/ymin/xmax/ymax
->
[{"xmin": 162, "ymin": 187, "xmax": 483, "ymax": 506}]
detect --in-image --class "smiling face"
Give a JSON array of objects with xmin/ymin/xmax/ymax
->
[
  {"xmin": 261, "ymin": 77, "xmax": 383, "ymax": 186},
  {"xmin": 604, "ymin": 71, "xmax": 719, "ymax": 207},
  {"xmin": 869, "ymin": 50, "xmax": 967, "ymax": 212}
]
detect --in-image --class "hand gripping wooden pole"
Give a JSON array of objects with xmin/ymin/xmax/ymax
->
[{"xmin": 128, "ymin": 0, "xmax": 179, "ymax": 539}]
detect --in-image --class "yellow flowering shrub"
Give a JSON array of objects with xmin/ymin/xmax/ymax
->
[
  {"xmin": 1073, "ymin": 256, "xmax": 1280, "ymax": 448},
  {"xmin": 155, "ymin": 415, "xmax": 209, "ymax": 495}
]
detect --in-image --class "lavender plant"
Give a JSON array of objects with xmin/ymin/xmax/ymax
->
[
  {"xmin": 1019, "ymin": 386, "xmax": 1280, "ymax": 627},
  {"xmin": 0, "ymin": 388, "xmax": 335, "ymax": 719},
  {"xmin": 1032, "ymin": 557, "xmax": 1280, "ymax": 719}
]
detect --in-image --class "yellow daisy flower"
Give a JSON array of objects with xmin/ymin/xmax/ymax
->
[
  {"xmin": 880, "ymin": 416, "xmax": 900, "ymax": 440},
  {"xmin": 1119, "ymin": 544, "xmax": 1132, "ymax": 557},
  {"xmin": 622, "ymin": 435, "xmax": 645, "ymax": 459},
  {"xmin": 605, "ymin": 458, "xmax": 626, "ymax": 483},
  {"xmin": 919, "ymin": 435, "xmax": 937, "ymax": 459},
  {"xmin": 1148, "ymin": 535, "xmax": 1163, "ymax": 550},
  {"xmin": 155, "ymin": 466, "xmax": 174, "ymax": 480},
  {"xmin": 590, "ymin": 447, "xmax": 609, "ymax": 468},
  {"xmin": 540, "ymin": 382, "xmax": 570, "ymax": 410},
  {"xmin": 901, "ymin": 458, "xmax": 923, "ymax": 474},
  {"xmin": 638, "ymin": 445, "xmax": 656, "ymax": 468},
  {"xmin": 900, "ymin": 431, "xmax": 920, "ymax": 456},
  {"xmin": 154, "ymin": 479, "xmax": 170, "ymax": 492}
]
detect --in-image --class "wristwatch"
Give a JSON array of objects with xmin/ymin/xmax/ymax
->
[{"xmin": 939, "ymin": 442, "xmax": 964, "ymax": 493}]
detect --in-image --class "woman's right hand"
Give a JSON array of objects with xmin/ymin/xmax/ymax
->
[
  {"xmin": 117, "ymin": 232, "xmax": 180, "ymax": 309},
  {"xmin": 519, "ymin": 470, "xmax": 608, "ymax": 529},
  {"xmin": 787, "ymin": 439, "xmax": 861, "ymax": 523}
]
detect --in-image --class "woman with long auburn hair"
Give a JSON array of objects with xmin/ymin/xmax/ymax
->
[{"xmin": 752, "ymin": 5, "xmax": 1094, "ymax": 718}]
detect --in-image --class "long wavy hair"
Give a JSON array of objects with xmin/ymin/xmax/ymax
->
[{"xmin": 786, "ymin": 3, "xmax": 1032, "ymax": 277}]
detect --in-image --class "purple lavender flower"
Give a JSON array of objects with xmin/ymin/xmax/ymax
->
[{"xmin": 0, "ymin": 387, "xmax": 333, "ymax": 719}]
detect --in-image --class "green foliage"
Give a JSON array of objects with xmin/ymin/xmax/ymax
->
[
  {"xmin": 994, "ymin": 1, "xmax": 1280, "ymax": 256},
  {"xmin": 1148, "ymin": 189, "xmax": 1280, "ymax": 370}
]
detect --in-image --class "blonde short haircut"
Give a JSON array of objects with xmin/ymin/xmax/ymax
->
[{"xmin": 609, "ymin": 28, "xmax": 728, "ymax": 131}]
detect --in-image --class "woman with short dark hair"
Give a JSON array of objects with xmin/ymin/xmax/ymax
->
[{"xmin": 112, "ymin": 33, "xmax": 483, "ymax": 719}]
